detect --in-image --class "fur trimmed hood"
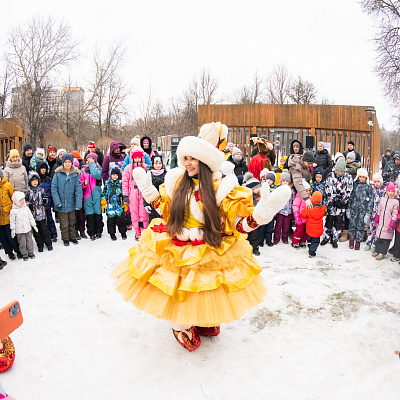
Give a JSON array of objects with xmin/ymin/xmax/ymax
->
[{"xmin": 55, "ymin": 164, "xmax": 81, "ymax": 175}]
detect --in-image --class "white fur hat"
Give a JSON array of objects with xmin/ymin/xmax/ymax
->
[
  {"xmin": 36, "ymin": 147, "xmax": 45, "ymax": 157},
  {"xmin": 334, "ymin": 152, "xmax": 344, "ymax": 163},
  {"xmin": 11, "ymin": 191, "xmax": 25, "ymax": 205},
  {"xmin": 131, "ymin": 138, "xmax": 140, "ymax": 146},
  {"xmin": 372, "ymin": 173, "xmax": 383, "ymax": 184},
  {"xmin": 177, "ymin": 122, "xmax": 227, "ymax": 174},
  {"xmin": 355, "ymin": 168, "xmax": 369, "ymax": 184},
  {"xmin": 220, "ymin": 161, "xmax": 235, "ymax": 176},
  {"xmin": 302, "ymin": 178, "xmax": 311, "ymax": 190}
]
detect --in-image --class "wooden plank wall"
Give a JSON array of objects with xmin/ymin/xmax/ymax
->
[
  {"xmin": 198, "ymin": 104, "xmax": 381, "ymax": 173},
  {"xmin": 0, "ymin": 118, "xmax": 25, "ymax": 167}
]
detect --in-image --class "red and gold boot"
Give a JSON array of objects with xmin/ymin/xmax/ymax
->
[
  {"xmin": 172, "ymin": 326, "xmax": 201, "ymax": 352},
  {"xmin": 0, "ymin": 336, "xmax": 15, "ymax": 373},
  {"xmin": 196, "ymin": 326, "xmax": 220, "ymax": 337}
]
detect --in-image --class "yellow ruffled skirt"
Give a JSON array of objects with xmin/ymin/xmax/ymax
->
[{"xmin": 111, "ymin": 219, "xmax": 267, "ymax": 327}]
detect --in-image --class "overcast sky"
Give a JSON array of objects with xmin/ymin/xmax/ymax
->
[{"xmin": 1, "ymin": 0, "xmax": 396, "ymax": 130}]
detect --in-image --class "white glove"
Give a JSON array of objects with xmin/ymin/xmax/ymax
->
[
  {"xmin": 11, "ymin": 229, "xmax": 15, "ymax": 238},
  {"xmin": 252, "ymin": 183, "xmax": 291, "ymax": 225},
  {"xmin": 132, "ymin": 168, "xmax": 159, "ymax": 203},
  {"xmin": 33, "ymin": 225, "xmax": 38, "ymax": 232}
]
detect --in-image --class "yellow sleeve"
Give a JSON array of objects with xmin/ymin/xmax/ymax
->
[
  {"xmin": 157, "ymin": 183, "xmax": 172, "ymax": 222},
  {"xmin": 220, "ymin": 186, "xmax": 254, "ymax": 235}
]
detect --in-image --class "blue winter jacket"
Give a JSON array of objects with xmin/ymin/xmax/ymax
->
[
  {"xmin": 121, "ymin": 153, "xmax": 152, "ymax": 171},
  {"xmin": 51, "ymin": 165, "xmax": 83, "ymax": 213}
]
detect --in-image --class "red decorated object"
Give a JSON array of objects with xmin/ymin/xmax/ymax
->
[
  {"xmin": 0, "ymin": 336, "xmax": 15, "ymax": 372},
  {"xmin": 172, "ymin": 326, "xmax": 201, "ymax": 352},
  {"xmin": 196, "ymin": 326, "xmax": 221, "ymax": 337},
  {"xmin": 150, "ymin": 223, "xmax": 167, "ymax": 233},
  {"xmin": 194, "ymin": 190, "xmax": 203, "ymax": 203}
]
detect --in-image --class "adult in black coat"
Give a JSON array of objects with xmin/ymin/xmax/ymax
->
[
  {"xmin": 283, "ymin": 139, "xmax": 304, "ymax": 170},
  {"xmin": 22, "ymin": 143, "xmax": 33, "ymax": 174},
  {"xmin": 343, "ymin": 141, "xmax": 361, "ymax": 163},
  {"xmin": 381, "ymin": 148, "xmax": 393, "ymax": 171},
  {"xmin": 314, "ymin": 141, "xmax": 333, "ymax": 176},
  {"xmin": 227, "ymin": 147, "xmax": 248, "ymax": 177}
]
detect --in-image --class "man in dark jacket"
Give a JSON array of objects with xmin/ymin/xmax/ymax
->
[
  {"xmin": 22, "ymin": 143, "xmax": 33, "ymax": 173},
  {"xmin": 84, "ymin": 141, "xmax": 104, "ymax": 167},
  {"xmin": 381, "ymin": 148, "xmax": 393, "ymax": 171},
  {"xmin": 383, "ymin": 152, "xmax": 400, "ymax": 183},
  {"xmin": 343, "ymin": 141, "xmax": 361, "ymax": 163},
  {"xmin": 314, "ymin": 142, "xmax": 333, "ymax": 176},
  {"xmin": 227, "ymin": 147, "xmax": 248, "ymax": 178}
]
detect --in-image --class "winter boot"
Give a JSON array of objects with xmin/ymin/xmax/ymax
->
[
  {"xmin": 80, "ymin": 231, "xmax": 88, "ymax": 239},
  {"xmin": 354, "ymin": 241, "xmax": 360, "ymax": 250},
  {"xmin": 321, "ymin": 238, "xmax": 329, "ymax": 246},
  {"xmin": 196, "ymin": 326, "xmax": 220, "ymax": 337},
  {"xmin": 339, "ymin": 229, "xmax": 349, "ymax": 242},
  {"xmin": 0, "ymin": 259, "xmax": 7, "ymax": 270},
  {"xmin": 364, "ymin": 245, "xmax": 371, "ymax": 251},
  {"xmin": 110, "ymin": 234, "xmax": 117, "ymax": 241},
  {"xmin": 172, "ymin": 326, "xmax": 201, "ymax": 352},
  {"xmin": 349, "ymin": 235, "xmax": 355, "ymax": 249},
  {"xmin": 332, "ymin": 241, "xmax": 338, "ymax": 249},
  {"xmin": 375, "ymin": 254, "xmax": 384, "ymax": 260}
]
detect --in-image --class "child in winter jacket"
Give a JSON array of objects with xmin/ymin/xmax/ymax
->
[
  {"xmin": 122, "ymin": 146, "xmax": 149, "ymax": 239},
  {"xmin": 81, "ymin": 153, "xmax": 103, "ymax": 240},
  {"xmin": 3, "ymin": 149, "xmax": 28, "ymax": 192},
  {"xmin": 321, "ymin": 158, "xmax": 353, "ymax": 248},
  {"xmin": 373, "ymin": 182, "xmax": 399, "ymax": 260},
  {"xmin": 25, "ymin": 172, "xmax": 53, "ymax": 252},
  {"xmin": 30, "ymin": 148, "xmax": 49, "ymax": 171},
  {"xmin": 102, "ymin": 141, "xmax": 126, "ymax": 184},
  {"xmin": 300, "ymin": 191, "xmax": 326, "ymax": 257},
  {"xmin": 273, "ymin": 171, "xmax": 295, "ymax": 244},
  {"xmin": 310, "ymin": 167, "xmax": 326, "ymax": 204},
  {"xmin": 144, "ymin": 155, "xmax": 167, "ymax": 224},
  {"xmin": 365, "ymin": 173, "xmax": 385, "ymax": 252},
  {"xmin": 101, "ymin": 167, "xmax": 127, "ymax": 241},
  {"xmin": 36, "ymin": 161, "xmax": 57, "ymax": 241},
  {"xmin": 0, "ymin": 169, "xmax": 21, "ymax": 260},
  {"xmin": 244, "ymin": 174, "xmax": 261, "ymax": 256},
  {"xmin": 51, "ymin": 153, "xmax": 83, "ymax": 246},
  {"xmin": 10, "ymin": 191, "xmax": 37, "ymax": 261},
  {"xmin": 346, "ymin": 169, "xmax": 373, "ymax": 250},
  {"xmin": 292, "ymin": 178, "xmax": 311, "ymax": 249},
  {"xmin": 257, "ymin": 171, "xmax": 277, "ymax": 247}
]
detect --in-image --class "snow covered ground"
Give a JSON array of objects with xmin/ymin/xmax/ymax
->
[{"xmin": 1, "ymin": 228, "xmax": 399, "ymax": 399}]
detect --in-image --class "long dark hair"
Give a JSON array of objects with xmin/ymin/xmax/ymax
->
[{"xmin": 167, "ymin": 161, "xmax": 222, "ymax": 248}]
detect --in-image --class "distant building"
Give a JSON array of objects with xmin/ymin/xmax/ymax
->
[{"xmin": 11, "ymin": 86, "xmax": 84, "ymax": 116}]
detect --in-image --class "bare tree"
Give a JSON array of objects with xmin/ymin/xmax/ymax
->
[
  {"xmin": 234, "ymin": 72, "xmax": 264, "ymax": 104},
  {"xmin": 0, "ymin": 65, "xmax": 12, "ymax": 118},
  {"xmin": 265, "ymin": 64, "xmax": 292, "ymax": 104},
  {"xmin": 6, "ymin": 15, "xmax": 80, "ymax": 146},
  {"xmin": 360, "ymin": 1, "xmax": 400, "ymax": 107},
  {"xmin": 288, "ymin": 76, "xmax": 318, "ymax": 104}
]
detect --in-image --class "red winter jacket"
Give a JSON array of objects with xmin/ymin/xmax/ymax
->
[{"xmin": 300, "ymin": 205, "xmax": 326, "ymax": 237}]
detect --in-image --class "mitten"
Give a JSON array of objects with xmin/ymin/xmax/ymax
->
[
  {"xmin": 123, "ymin": 202, "xmax": 128, "ymax": 212},
  {"xmin": 346, "ymin": 209, "xmax": 351, "ymax": 219},
  {"xmin": 389, "ymin": 220, "xmax": 396, "ymax": 231},
  {"xmin": 11, "ymin": 229, "xmax": 15, "ymax": 238},
  {"xmin": 123, "ymin": 195, "xmax": 130, "ymax": 205},
  {"xmin": 364, "ymin": 214, "xmax": 370, "ymax": 225},
  {"xmin": 374, "ymin": 215, "xmax": 380, "ymax": 226},
  {"xmin": 252, "ymin": 183, "xmax": 291, "ymax": 225},
  {"xmin": 132, "ymin": 168, "xmax": 159, "ymax": 203},
  {"xmin": 101, "ymin": 199, "xmax": 107, "ymax": 213}
]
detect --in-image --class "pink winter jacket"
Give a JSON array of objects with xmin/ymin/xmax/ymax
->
[
  {"xmin": 293, "ymin": 193, "xmax": 310, "ymax": 225},
  {"xmin": 376, "ymin": 196, "xmax": 399, "ymax": 240},
  {"xmin": 122, "ymin": 164, "xmax": 148, "ymax": 222}
]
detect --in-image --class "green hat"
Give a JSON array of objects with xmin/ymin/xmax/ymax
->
[{"xmin": 335, "ymin": 157, "xmax": 346, "ymax": 172}]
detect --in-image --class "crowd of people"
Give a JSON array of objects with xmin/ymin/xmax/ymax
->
[
  {"xmin": 0, "ymin": 135, "xmax": 398, "ymax": 268},
  {"xmin": 0, "ymin": 135, "xmax": 163, "ymax": 267},
  {"xmin": 221, "ymin": 137, "xmax": 400, "ymax": 261}
]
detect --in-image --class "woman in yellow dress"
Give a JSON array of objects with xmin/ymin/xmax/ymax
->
[{"xmin": 111, "ymin": 122, "xmax": 291, "ymax": 352}]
